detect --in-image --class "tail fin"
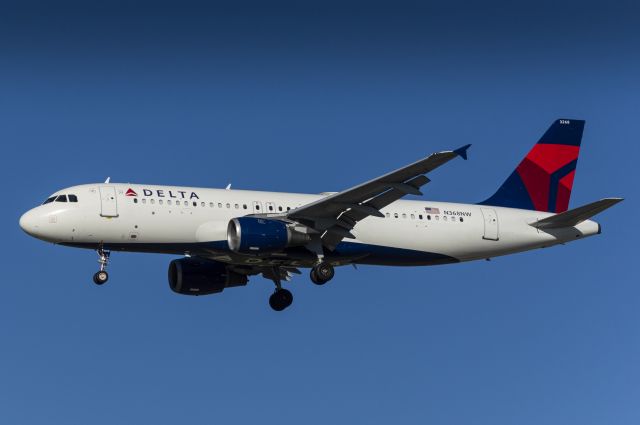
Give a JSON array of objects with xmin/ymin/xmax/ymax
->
[{"xmin": 480, "ymin": 119, "xmax": 585, "ymax": 213}]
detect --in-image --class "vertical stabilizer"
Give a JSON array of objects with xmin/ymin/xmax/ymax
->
[{"xmin": 480, "ymin": 119, "xmax": 585, "ymax": 213}]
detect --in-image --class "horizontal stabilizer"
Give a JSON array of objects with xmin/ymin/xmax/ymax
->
[{"xmin": 531, "ymin": 198, "xmax": 623, "ymax": 229}]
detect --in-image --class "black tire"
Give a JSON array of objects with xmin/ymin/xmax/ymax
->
[
  {"xmin": 310, "ymin": 268, "xmax": 326, "ymax": 285},
  {"xmin": 280, "ymin": 288, "xmax": 293, "ymax": 307},
  {"xmin": 93, "ymin": 271, "xmax": 108, "ymax": 285},
  {"xmin": 314, "ymin": 262, "xmax": 335, "ymax": 283},
  {"xmin": 269, "ymin": 289, "xmax": 293, "ymax": 311}
]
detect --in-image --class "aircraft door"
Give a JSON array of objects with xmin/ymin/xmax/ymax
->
[
  {"xmin": 252, "ymin": 201, "xmax": 263, "ymax": 214},
  {"xmin": 99, "ymin": 186, "xmax": 119, "ymax": 217},
  {"xmin": 480, "ymin": 208, "xmax": 499, "ymax": 241}
]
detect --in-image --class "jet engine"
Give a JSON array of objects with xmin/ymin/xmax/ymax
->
[
  {"xmin": 227, "ymin": 217, "xmax": 311, "ymax": 254},
  {"xmin": 168, "ymin": 258, "xmax": 247, "ymax": 296}
]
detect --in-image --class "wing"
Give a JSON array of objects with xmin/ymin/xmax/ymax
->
[{"xmin": 287, "ymin": 144, "xmax": 471, "ymax": 250}]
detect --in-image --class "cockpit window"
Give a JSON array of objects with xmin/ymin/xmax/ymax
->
[
  {"xmin": 68, "ymin": 194, "xmax": 78, "ymax": 202},
  {"xmin": 55, "ymin": 195, "xmax": 68, "ymax": 202},
  {"xmin": 43, "ymin": 196, "xmax": 56, "ymax": 205}
]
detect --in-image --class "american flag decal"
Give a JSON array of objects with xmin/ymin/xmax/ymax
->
[{"xmin": 424, "ymin": 206, "xmax": 440, "ymax": 214}]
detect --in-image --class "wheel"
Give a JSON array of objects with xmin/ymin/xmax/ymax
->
[
  {"xmin": 311, "ymin": 262, "xmax": 334, "ymax": 285},
  {"xmin": 269, "ymin": 289, "xmax": 293, "ymax": 311},
  {"xmin": 280, "ymin": 288, "xmax": 293, "ymax": 307},
  {"xmin": 310, "ymin": 268, "xmax": 326, "ymax": 285},
  {"xmin": 93, "ymin": 271, "xmax": 109, "ymax": 285}
]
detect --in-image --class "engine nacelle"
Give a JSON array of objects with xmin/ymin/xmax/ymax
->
[
  {"xmin": 227, "ymin": 217, "xmax": 311, "ymax": 254},
  {"xmin": 168, "ymin": 258, "xmax": 247, "ymax": 296}
]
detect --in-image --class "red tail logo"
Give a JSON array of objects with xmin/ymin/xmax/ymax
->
[
  {"xmin": 125, "ymin": 188, "xmax": 138, "ymax": 197},
  {"xmin": 480, "ymin": 119, "xmax": 585, "ymax": 213}
]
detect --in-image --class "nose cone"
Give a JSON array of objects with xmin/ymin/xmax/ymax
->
[{"xmin": 19, "ymin": 209, "xmax": 39, "ymax": 237}]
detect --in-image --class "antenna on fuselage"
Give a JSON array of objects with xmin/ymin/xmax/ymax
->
[
  {"xmin": 104, "ymin": 177, "xmax": 111, "ymax": 184},
  {"xmin": 225, "ymin": 183, "xmax": 231, "ymax": 190}
]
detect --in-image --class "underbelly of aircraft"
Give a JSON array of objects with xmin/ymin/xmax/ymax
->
[{"xmin": 60, "ymin": 240, "xmax": 459, "ymax": 267}]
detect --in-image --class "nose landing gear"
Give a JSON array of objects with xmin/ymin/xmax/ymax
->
[{"xmin": 93, "ymin": 247, "xmax": 110, "ymax": 285}]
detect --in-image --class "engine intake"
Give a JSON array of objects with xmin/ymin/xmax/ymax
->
[
  {"xmin": 227, "ymin": 217, "xmax": 311, "ymax": 254},
  {"xmin": 168, "ymin": 258, "xmax": 247, "ymax": 296}
]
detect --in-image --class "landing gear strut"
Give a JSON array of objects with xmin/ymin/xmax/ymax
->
[
  {"xmin": 93, "ymin": 247, "xmax": 110, "ymax": 285},
  {"xmin": 310, "ymin": 262, "xmax": 334, "ymax": 285},
  {"xmin": 268, "ymin": 266, "xmax": 293, "ymax": 311}
]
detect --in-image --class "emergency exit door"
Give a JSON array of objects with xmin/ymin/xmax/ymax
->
[
  {"xmin": 99, "ymin": 186, "xmax": 119, "ymax": 217},
  {"xmin": 480, "ymin": 208, "xmax": 499, "ymax": 241}
]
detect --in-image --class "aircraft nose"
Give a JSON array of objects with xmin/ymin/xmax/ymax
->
[{"xmin": 19, "ymin": 209, "xmax": 39, "ymax": 236}]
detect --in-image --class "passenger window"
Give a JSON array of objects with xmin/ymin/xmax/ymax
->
[
  {"xmin": 226, "ymin": 203, "xmax": 230, "ymax": 209},
  {"xmin": 286, "ymin": 207, "xmax": 290, "ymax": 211},
  {"xmin": 444, "ymin": 216, "xmax": 447, "ymax": 221},
  {"xmin": 193, "ymin": 202, "xmax": 197, "ymax": 207},
  {"xmin": 435, "ymin": 216, "xmax": 439, "ymax": 221},
  {"xmin": 256, "ymin": 205, "xmax": 260, "ymax": 210},
  {"xmin": 218, "ymin": 203, "xmax": 222, "ymax": 208},
  {"xmin": 68, "ymin": 194, "xmax": 78, "ymax": 202},
  {"xmin": 142, "ymin": 199, "xmax": 147, "ymax": 204},
  {"xmin": 410, "ymin": 214, "xmax": 415, "ymax": 219},
  {"xmin": 43, "ymin": 196, "xmax": 56, "ymax": 205},
  {"xmin": 243, "ymin": 204, "xmax": 247, "ymax": 210},
  {"xmin": 201, "ymin": 202, "xmax": 205, "ymax": 207},
  {"xmin": 460, "ymin": 217, "xmax": 464, "ymax": 222},
  {"xmin": 235, "ymin": 204, "xmax": 239, "ymax": 209},
  {"xmin": 159, "ymin": 200, "xmax": 163, "ymax": 205},
  {"xmin": 167, "ymin": 200, "xmax": 172, "ymax": 205},
  {"xmin": 56, "ymin": 195, "xmax": 67, "ymax": 202},
  {"xmin": 386, "ymin": 213, "xmax": 390, "ymax": 218},
  {"xmin": 268, "ymin": 205, "xmax": 273, "ymax": 211},
  {"xmin": 134, "ymin": 198, "xmax": 138, "ymax": 204},
  {"xmin": 209, "ymin": 202, "xmax": 214, "ymax": 208},
  {"xmin": 150, "ymin": 199, "xmax": 155, "ymax": 204},
  {"xmin": 278, "ymin": 206, "xmax": 283, "ymax": 211},
  {"xmin": 394, "ymin": 213, "xmax": 398, "ymax": 218},
  {"xmin": 427, "ymin": 215, "xmax": 431, "ymax": 220},
  {"xmin": 419, "ymin": 214, "xmax": 423, "ymax": 220}
]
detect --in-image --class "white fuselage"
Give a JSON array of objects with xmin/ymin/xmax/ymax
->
[{"xmin": 19, "ymin": 183, "xmax": 600, "ymax": 268}]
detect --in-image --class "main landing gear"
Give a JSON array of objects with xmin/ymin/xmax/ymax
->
[
  {"xmin": 269, "ymin": 288, "xmax": 293, "ymax": 312},
  {"xmin": 267, "ymin": 262, "xmax": 336, "ymax": 311},
  {"xmin": 267, "ymin": 266, "xmax": 293, "ymax": 311},
  {"xmin": 92, "ymin": 247, "xmax": 110, "ymax": 285},
  {"xmin": 310, "ymin": 262, "xmax": 335, "ymax": 285}
]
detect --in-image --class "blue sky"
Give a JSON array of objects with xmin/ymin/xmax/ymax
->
[{"xmin": 1, "ymin": 1, "xmax": 639, "ymax": 424}]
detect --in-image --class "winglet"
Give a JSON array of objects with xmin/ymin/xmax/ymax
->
[{"xmin": 453, "ymin": 144, "xmax": 471, "ymax": 160}]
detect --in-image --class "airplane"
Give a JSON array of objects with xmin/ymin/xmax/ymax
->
[{"xmin": 19, "ymin": 119, "xmax": 622, "ymax": 311}]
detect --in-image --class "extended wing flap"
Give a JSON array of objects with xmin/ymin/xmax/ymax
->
[{"xmin": 531, "ymin": 198, "xmax": 623, "ymax": 229}]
